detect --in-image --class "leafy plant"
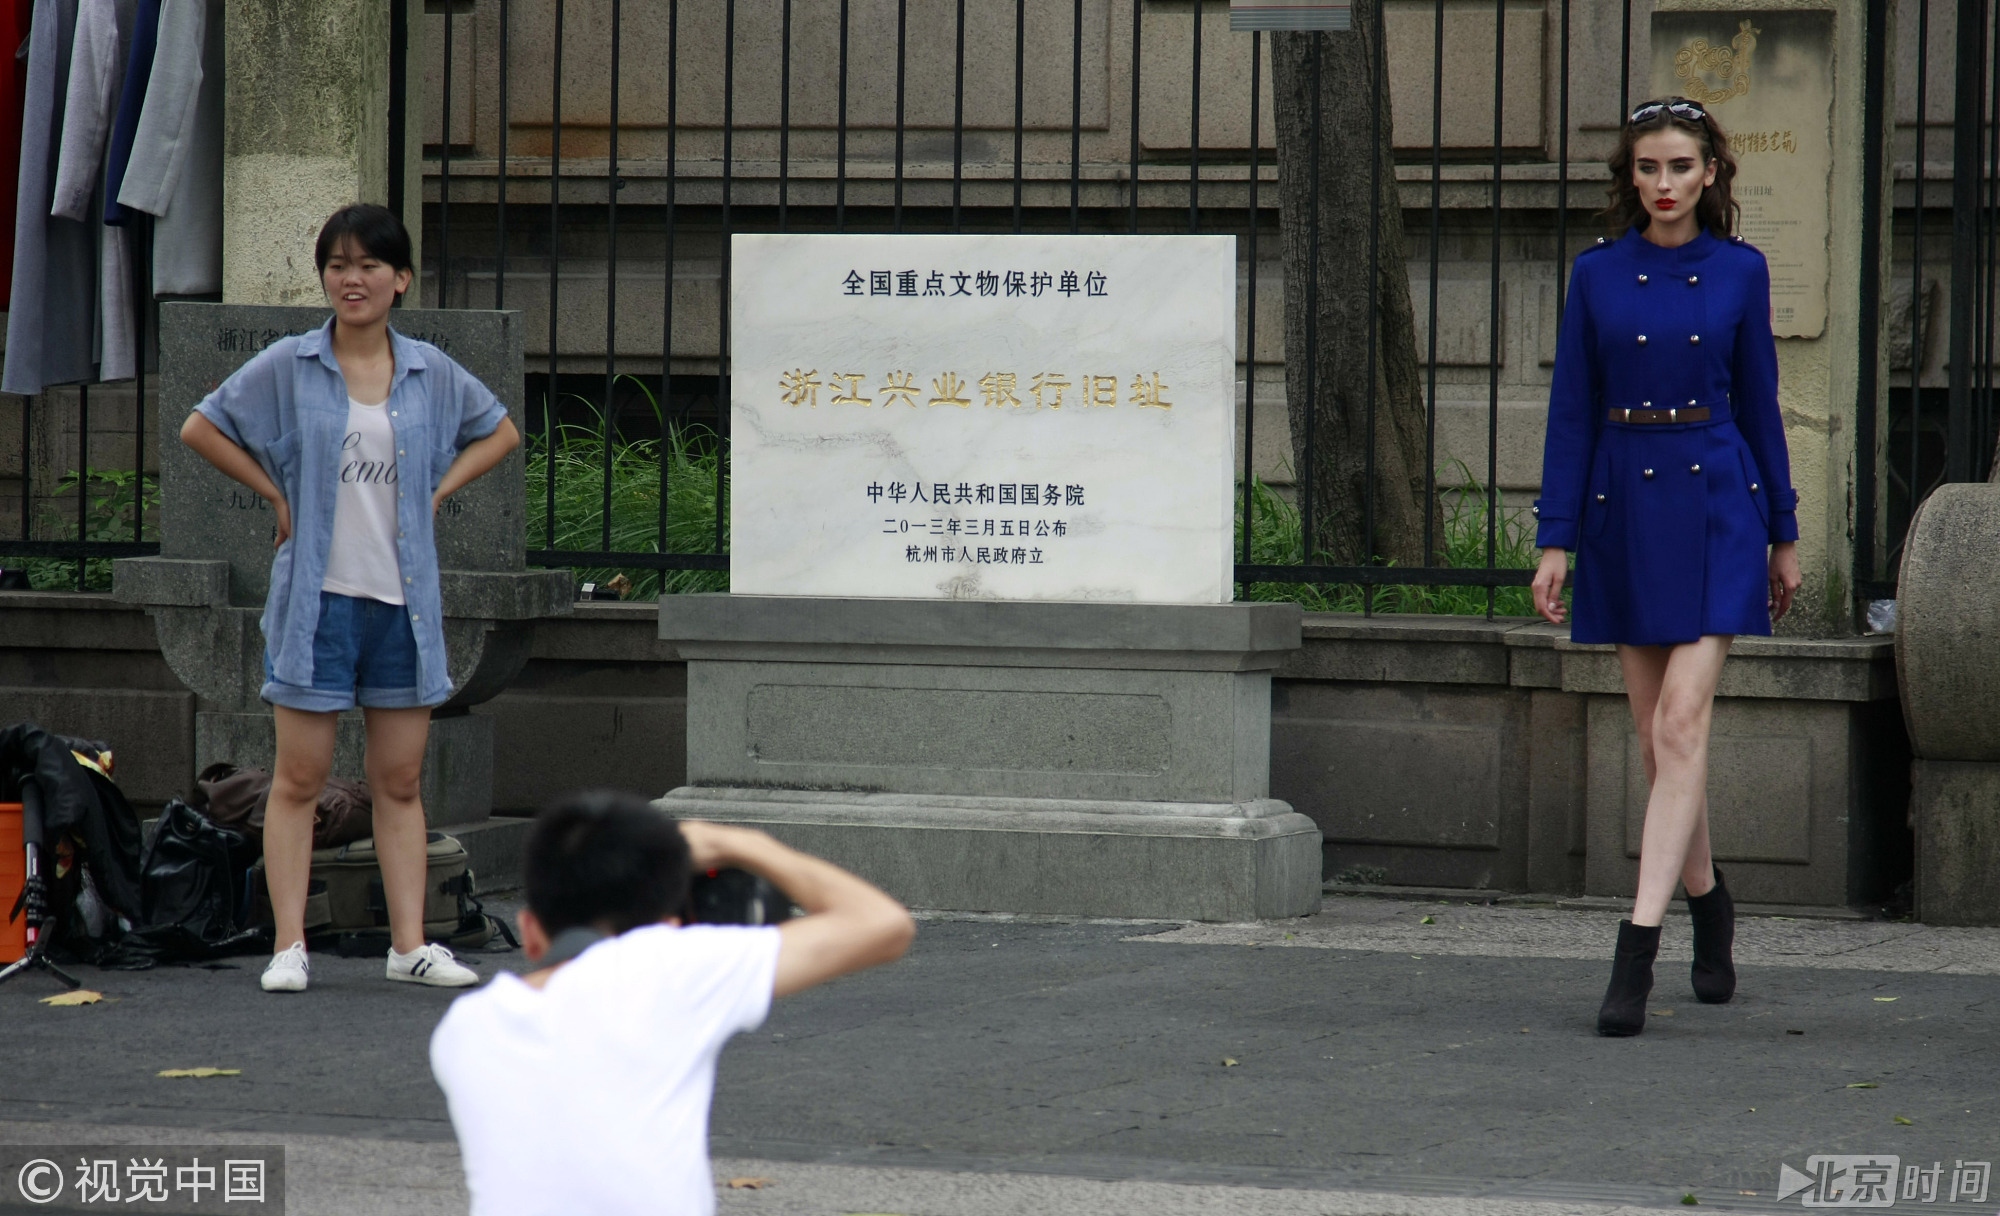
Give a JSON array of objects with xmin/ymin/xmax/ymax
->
[
  {"xmin": 523, "ymin": 375, "xmax": 728, "ymax": 599},
  {"xmin": 15, "ymin": 469, "xmax": 160, "ymax": 591}
]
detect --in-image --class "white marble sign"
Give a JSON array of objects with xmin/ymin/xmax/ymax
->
[{"xmin": 730, "ymin": 234, "xmax": 1237, "ymax": 603}]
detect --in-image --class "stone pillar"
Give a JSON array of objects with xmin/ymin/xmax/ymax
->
[
  {"xmin": 658, "ymin": 597, "xmax": 1322, "ymax": 922},
  {"xmin": 222, "ymin": 0, "xmax": 425, "ymax": 307},
  {"xmin": 1897, "ymin": 483, "xmax": 2000, "ymax": 924},
  {"xmin": 1650, "ymin": 1, "xmax": 1876, "ymax": 634},
  {"xmin": 112, "ymin": 305, "xmax": 569, "ymax": 874}
]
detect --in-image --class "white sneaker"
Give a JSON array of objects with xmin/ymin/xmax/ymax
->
[
  {"xmin": 386, "ymin": 942, "xmax": 480, "ymax": 988},
  {"xmin": 261, "ymin": 942, "xmax": 309, "ymax": 993}
]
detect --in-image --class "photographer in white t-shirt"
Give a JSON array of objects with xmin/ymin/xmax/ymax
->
[{"xmin": 429, "ymin": 791, "xmax": 915, "ymax": 1216}]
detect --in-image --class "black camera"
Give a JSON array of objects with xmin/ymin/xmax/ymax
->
[{"xmin": 686, "ymin": 867, "xmax": 793, "ymax": 925}]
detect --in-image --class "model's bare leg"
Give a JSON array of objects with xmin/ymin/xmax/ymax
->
[
  {"xmin": 1619, "ymin": 643, "xmax": 1720, "ymax": 904},
  {"xmin": 362, "ymin": 706, "xmax": 433, "ymax": 955},
  {"xmin": 269, "ymin": 706, "xmax": 338, "ymax": 952},
  {"xmin": 1626, "ymin": 635, "xmax": 1732, "ymax": 926}
]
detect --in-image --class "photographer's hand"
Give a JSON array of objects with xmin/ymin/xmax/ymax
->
[{"xmin": 675, "ymin": 820, "xmax": 915, "ymax": 997}]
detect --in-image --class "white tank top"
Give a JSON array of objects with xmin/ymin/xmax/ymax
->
[{"xmin": 321, "ymin": 396, "xmax": 407, "ymax": 605}]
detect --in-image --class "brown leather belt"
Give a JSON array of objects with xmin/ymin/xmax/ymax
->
[{"xmin": 1608, "ymin": 406, "xmax": 1711, "ymax": 424}]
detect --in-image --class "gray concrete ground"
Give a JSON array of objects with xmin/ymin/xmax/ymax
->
[{"xmin": 4, "ymin": 894, "xmax": 1999, "ymax": 1214}]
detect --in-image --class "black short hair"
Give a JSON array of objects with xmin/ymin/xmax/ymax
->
[
  {"xmin": 314, "ymin": 203, "xmax": 414, "ymax": 278},
  {"xmin": 523, "ymin": 791, "xmax": 692, "ymax": 935}
]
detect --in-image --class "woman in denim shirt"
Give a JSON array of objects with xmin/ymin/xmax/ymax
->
[{"xmin": 180, "ymin": 205, "xmax": 521, "ymax": 993}]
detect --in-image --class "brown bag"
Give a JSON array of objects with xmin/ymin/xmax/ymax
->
[{"xmin": 191, "ymin": 762, "xmax": 374, "ymax": 851}]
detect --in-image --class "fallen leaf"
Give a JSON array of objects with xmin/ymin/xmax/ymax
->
[
  {"xmin": 1748, "ymin": 1108, "xmax": 1756, "ymax": 1113},
  {"xmin": 1519, "ymin": 1027, "xmax": 1531, "ymax": 1034},
  {"xmin": 1221, "ymin": 1058, "xmax": 1239, "ymax": 1067},
  {"xmin": 1411, "ymin": 955, "xmax": 1423, "ymax": 960},
  {"xmin": 40, "ymin": 989, "xmax": 103, "ymax": 1006},
  {"xmin": 1874, "ymin": 997, "xmax": 1899, "ymax": 1003},
  {"xmin": 157, "ymin": 1068, "xmax": 240, "ymax": 1079},
  {"xmin": 1681, "ymin": 1193, "xmax": 1700, "ymax": 1205},
  {"xmin": 1650, "ymin": 1009, "xmax": 1675, "ymax": 1017},
  {"xmin": 725, "ymin": 1178, "xmax": 772, "ymax": 1190},
  {"xmin": 1847, "ymin": 1082, "xmax": 1879, "ymax": 1089},
  {"xmin": 1738, "ymin": 1191, "xmax": 1758, "ymax": 1197},
  {"xmin": 1893, "ymin": 1115, "xmax": 1914, "ymax": 1126},
  {"xmin": 1420, "ymin": 916, "xmax": 1435, "ymax": 925}
]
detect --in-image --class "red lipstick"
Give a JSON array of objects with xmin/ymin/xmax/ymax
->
[{"xmin": 1655, "ymin": 199, "xmax": 1677, "ymax": 211}]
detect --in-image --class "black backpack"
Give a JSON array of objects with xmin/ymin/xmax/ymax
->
[{"xmin": 131, "ymin": 799, "xmax": 263, "ymax": 959}]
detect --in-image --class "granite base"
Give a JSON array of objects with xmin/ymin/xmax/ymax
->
[{"xmin": 656, "ymin": 788, "xmax": 1323, "ymax": 922}]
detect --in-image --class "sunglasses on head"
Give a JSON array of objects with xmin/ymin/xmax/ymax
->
[{"xmin": 1629, "ymin": 100, "xmax": 1708, "ymax": 126}]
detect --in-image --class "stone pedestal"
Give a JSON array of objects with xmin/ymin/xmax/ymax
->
[
  {"xmin": 1898, "ymin": 483, "xmax": 2000, "ymax": 924},
  {"xmin": 655, "ymin": 595, "xmax": 1322, "ymax": 921}
]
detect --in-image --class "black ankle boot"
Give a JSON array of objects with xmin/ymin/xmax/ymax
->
[
  {"xmin": 1597, "ymin": 920, "xmax": 1660, "ymax": 1037},
  {"xmin": 1687, "ymin": 866, "xmax": 1737, "ymax": 1004}
]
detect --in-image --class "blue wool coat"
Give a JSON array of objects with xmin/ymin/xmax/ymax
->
[{"xmin": 1535, "ymin": 228, "xmax": 1799, "ymax": 646}]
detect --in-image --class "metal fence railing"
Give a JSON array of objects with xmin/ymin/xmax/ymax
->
[{"xmin": 6, "ymin": 1, "xmax": 1997, "ymax": 622}]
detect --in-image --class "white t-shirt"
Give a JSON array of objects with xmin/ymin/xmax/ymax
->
[
  {"xmin": 430, "ymin": 924, "xmax": 782, "ymax": 1216},
  {"xmin": 322, "ymin": 396, "xmax": 406, "ymax": 604}
]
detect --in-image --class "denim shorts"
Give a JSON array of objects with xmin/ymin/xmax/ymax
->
[{"xmin": 262, "ymin": 591, "xmax": 432, "ymax": 712}]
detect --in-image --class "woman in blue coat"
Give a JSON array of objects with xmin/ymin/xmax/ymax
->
[{"xmin": 1530, "ymin": 99, "xmax": 1803, "ymax": 1037}]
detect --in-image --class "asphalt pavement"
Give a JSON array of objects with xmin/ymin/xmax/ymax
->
[{"xmin": 4, "ymin": 894, "xmax": 1998, "ymax": 1215}]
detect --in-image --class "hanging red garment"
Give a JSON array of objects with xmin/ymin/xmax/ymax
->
[{"xmin": 0, "ymin": 0, "xmax": 37, "ymax": 310}]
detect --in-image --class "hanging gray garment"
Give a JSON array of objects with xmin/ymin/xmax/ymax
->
[
  {"xmin": 111, "ymin": 0, "xmax": 196, "ymax": 217},
  {"xmin": 52, "ymin": 0, "xmax": 137, "ymax": 379},
  {"xmin": 5, "ymin": 0, "xmax": 98, "ymax": 395},
  {"xmin": 150, "ymin": 0, "xmax": 216, "ymax": 294},
  {"xmin": 49, "ymin": 0, "xmax": 121, "ymax": 220}
]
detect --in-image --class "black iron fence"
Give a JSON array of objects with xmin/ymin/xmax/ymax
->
[{"xmin": 5, "ymin": 0, "xmax": 1996, "ymax": 620}]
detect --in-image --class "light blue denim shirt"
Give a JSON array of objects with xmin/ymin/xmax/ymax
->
[{"xmin": 194, "ymin": 318, "xmax": 508, "ymax": 707}]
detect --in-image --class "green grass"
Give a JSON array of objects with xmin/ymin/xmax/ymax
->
[
  {"xmin": 524, "ymin": 376, "xmax": 728, "ymax": 599},
  {"xmin": 1234, "ymin": 461, "xmax": 1545, "ymax": 616}
]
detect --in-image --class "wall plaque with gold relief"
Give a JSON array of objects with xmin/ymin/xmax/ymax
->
[{"xmin": 1650, "ymin": 10, "xmax": 1834, "ymax": 340}]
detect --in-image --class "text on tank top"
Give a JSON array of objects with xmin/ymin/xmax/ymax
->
[{"xmin": 321, "ymin": 396, "xmax": 407, "ymax": 605}]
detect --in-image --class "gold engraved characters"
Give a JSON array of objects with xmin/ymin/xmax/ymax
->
[
  {"xmin": 880, "ymin": 371, "xmax": 921, "ymax": 408},
  {"xmin": 977, "ymin": 371, "xmax": 1021, "ymax": 409},
  {"xmin": 828, "ymin": 373, "xmax": 872, "ymax": 407},
  {"xmin": 787, "ymin": 369, "xmax": 1178, "ymax": 412},
  {"xmin": 779, "ymin": 368, "xmax": 821, "ymax": 407},
  {"xmin": 930, "ymin": 372, "xmax": 972, "ymax": 408},
  {"xmin": 1731, "ymin": 129, "xmax": 1796, "ymax": 156},
  {"xmin": 1030, "ymin": 373, "xmax": 1071, "ymax": 410},
  {"xmin": 1130, "ymin": 372, "xmax": 1172, "ymax": 410}
]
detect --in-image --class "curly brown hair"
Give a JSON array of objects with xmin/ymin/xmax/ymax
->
[{"xmin": 1602, "ymin": 97, "xmax": 1740, "ymax": 238}]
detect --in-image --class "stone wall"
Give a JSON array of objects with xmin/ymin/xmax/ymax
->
[{"xmin": 0, "ymin": 593, "xmax": 1912, "ymax": 908}]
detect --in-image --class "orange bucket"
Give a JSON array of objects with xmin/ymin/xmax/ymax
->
[{"xmin": 0, "ymin": 804, "xmax": 23, "ymax": 963}]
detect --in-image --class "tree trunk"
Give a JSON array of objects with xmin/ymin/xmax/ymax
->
[{"xmin": 1271, "ymin": 9, "xmax": 1439, "ymax": 569}]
